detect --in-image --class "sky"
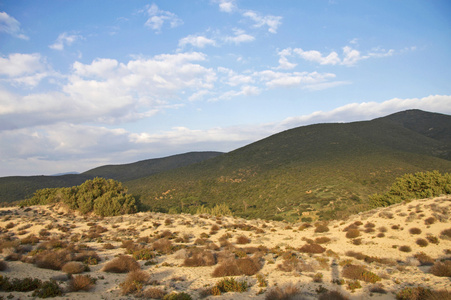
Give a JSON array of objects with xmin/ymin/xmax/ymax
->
[{"xmin": 1, "ymin": 0, "xmax": 451, "ymax": 177}]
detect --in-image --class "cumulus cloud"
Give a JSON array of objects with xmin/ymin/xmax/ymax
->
[
  {"xmin": 0, "ymin": 53, "xmax": 50, "ymax": 87},
  {"xmin": 144, "ymin": 3, "xmax": 183, "ymax": 33},
  {"xmin": 290, "ymin": 44, "xmax": 394, "ymax": 66},
  {"xmin": 255, "ymin": 70, "xmax": 336, "ymax": 89},
  {"xmin": 276, "ymin": 48, "xmax": 297, "ymax": 70},
  {"xmin": 1, "ymin": 52, "xmax": 216, "ymax": 130},
  {"xmin": 49, "ymin": 32, "xmax": 82, "ymax": 50},
  {"xmin": 215, "ymin": 0, "xmax": 236, "ymax": 13},
  {"xmin": 178, "ymin": 35, "xmax": 216, "ymax": 49},
  {"xmin": 242, "ymin": 10, "xmax": 282, "ymax": 33},
  {"xmin": 0, "ymin": 11, "xmax": 28, "ymax": 40},
  {"xmin": 224, "ymin": 28, "xmax": 255, "ymax": 44}
]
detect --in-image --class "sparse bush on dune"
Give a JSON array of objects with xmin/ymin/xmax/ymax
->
[
  {"xmin": 299, "ymin": 243, "xmax": 325, "ymax": 254},
  {"xmin": 410, "ymin": 227, "xmax": 422, "ymax": 235},
  {"xmin": 318, "ymin": 290, "xmax": 349, "ymax": 300},
  {"xmin": 34, "ymin": 249, "xmax": 72, "ymax": 270},
  {"xmin": 143, "ymin": 287, "xmax": 167, "ymax": 299},
  {"xmin": 152, "ymin": 238, "xmax": 173, "ymax": 254},
  {"xmin": 396, "ymin": 286, "xmax": 429, "ymax": 300},
  {"xmin": 68, "ymin": 275, "xmax": 95, "ymax": 292},
  {"xmin": 62, "ymin": 261, "xmax": 86, "ymax": 274},
  {"xmin": 342, "ymin": 264, "xmax": 381, "ymax": 283},
  {"xmin": 0, "ymin": 260, "xmax": 7, "ymax": 271},
  {"xmin": 345, "ymin": 229, "xmax": 360, "ymax": 239},
  {"xmin": 441, "ymin": 228, "xmax": 451, "ymax": 240},
  {"xmin": 163, "ymin": 291, "xmax": 192, "ymax": 300},
  {"xmin": 315, "ymin": 237, "xmax": 331, "ymax": 244},
  {"xmin": 315, "ymin": 224, "xmax": 329, "ymax": 233},
  {"xmin": 236, "ymin": 235, "xmax": 251, "ymax": 244},
  {"xmin": 209, "ymin": 277, "xmax": 248, "ymax": 295},
  {"xmin": 212, "ymin": 257, "xmax": 261, "ymax": 277},
  {"xmin": 121, "ymin": 270, "xmax": 150, "ymax": 295},
  {"xmin": 414, "ymin": 252, "xmax": 435, "ymax": 266},
  {"xmin": 103, "ymin": 255, "xmax": 140, "ymax": 273},
  {"xmin": 430, "ymin": 261, "xmax": 451, "ymax": 277},
  {"xmin": 264, "ymin": 282, "xmax": 302, "ymax": 300},
  {"xmin": 416, "ymin": 238, "xmax": 429, "ymax": 247},
  {"xmin": 399, "ymin": 245, "xmax": 412, "ymax": 253},
  {"xmin": 183, "ymin": 248, "xmax": 216, "ymax": 267}
]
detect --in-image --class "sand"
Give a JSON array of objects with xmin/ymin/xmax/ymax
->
[{"xmin": 0, "ymin": 195, "xmax": 450, "ymax": 299}]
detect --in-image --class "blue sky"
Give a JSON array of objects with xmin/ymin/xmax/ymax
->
[{"xmin": 1, "ymin": 0, "xmax": 450, "ymax": 176}]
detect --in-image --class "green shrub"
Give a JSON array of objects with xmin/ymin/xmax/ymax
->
[
  {"xmin": 396, "ymin": 286, "xmax": 429, "ymax": 300},
  {"xmin": 342, "ymin": 264, "xmax": 381, "ymax": 283},
  {"xmin": 210, "ymin": 277, "xmax": 248, "ymax": 295},
  {"xmin": 370, "ymin": 171, "xmax": 451, "ymax": 207},
  {"xmin": 21, "ymin": 177, "xmax": 138, "ymax": 217},
  {"xmin": 32, "ymin": 280, "xmax": 63, "ymax": 298},
  {"xmin": 163, "ymin": 292, "xmax": 192, "ymax": 300}
]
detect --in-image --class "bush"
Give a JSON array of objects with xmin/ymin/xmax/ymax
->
[
  {"xmin": 236, "ymin": 235, "xmax": 251, "ymax": 244},
  {"xmin": 299, "ymin": 243, "xmax": 326, "ymax": 254},
  {"xmin": 345, "ymin": 229, "xmax": 360, "ymax": 239},
  {"xmin": 409, "ymin": 228, "xmax": 422, "ymax": 235},
  {"xmin": 0, "ymin": 260, "xmax": 7, "ymax": 271},
  {"xmin": 370, "ymin": 171, "xmax": 451, "ymax": 207},
  {"xmin": 163, "ymin": 292, "xmax": 192, "ymax": 300},
  {"xmin": 441, "ymin": 228, "xmax": 451, "ymax": 240},
  {"xmin": 265, "ymin": 282, "xmax": 301, "ymax": 300},
  {"xmin": 318, "ymin": 290, "xmax": 349, "ymax": 300},
  {"xmin": 430, "ymin": 261, "xmax": 451, "ymax": 277},
  {"xmin": 342, "ymin": 264, "xmax": 381, "ymax": 283},
  {"xmin": 212, "ymin": 257, "xmax": 261, "ymax": 277},
  {"xmin": 34, "ymin": 250, "xmax": 71, "ymax": 270},
  {"xmin": 399, "ymin": 245, "xmax": 412, "ymax": 253},
  {"xmin": 152, "ymin": 238, "xmax": 173, "ymax": 254},
  {"xmin": 210, "ymin": 277, "xmax": 248, "ymax": 295},
  {"xmin": 315, "ymin": 237, "xmax": 331, "ymax": 244},
  {"xmin": 32, "ymin": 280, "xmax": 63, "ymax": 298},
  {"xmin": 68, "ymin": 275, "xmax": 95, "ymax": 292},
  {"xmin": 121, "ymin": 270, "xmax": 150, "ymax": 295},
  {"xmin": 396, "ymin": 286, "xmax": 429, "ymax": 300},
  {"xmin": 132, "ymin": 248, "xmax": 155, "ymax": 261},
  {"xmin": 414, "ymin": 252, "xmax": 435, "ymax": 266},
  {"xmin": 103, "ymin": 255, "xmax": 140, "ymax": 273},
  {"xmin": 425, "ymin": 217, "xmax": 436, "ymax": 225},
  {"xmin": 315, "ymin": 225, "xmax": 329, "ymax": 233},
  {"xmin": 143, "ymin": 287, "xmax": 167, "ymax": 299},
  {"xmin": 62, "ymin": 261, "xmax": 86, "ymax": 274},
  {"xmin": 183, "ymin": 248, "xmax": 216, "ymax": 267},
  {"xmin": 416, "ymin": 238, "xmax": 429, "ymax": 247}
]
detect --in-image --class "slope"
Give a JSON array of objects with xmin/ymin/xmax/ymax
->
[
  {"xmin": 0, "ymin": 152, "xmax": 223, "ymax": 204},
  {"xmin": 126, "ymin": 110, "xmax": 451, "ymax": 221}
]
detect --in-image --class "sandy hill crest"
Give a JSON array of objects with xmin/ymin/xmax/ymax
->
[{"xmin": 0, "ymin": 196, "xmax": 450, "ymax": 299}]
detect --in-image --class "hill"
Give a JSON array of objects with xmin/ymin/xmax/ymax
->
[
  {"xmin": 126, "ymin": 109, "xmax": 451, "ymax": 221},
  {"xmin": 0, "ymin": 152, "xmax": 222, "ymax": 204}
]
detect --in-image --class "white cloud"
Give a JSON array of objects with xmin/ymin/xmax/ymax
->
[
  {"xmin": 0, "ymin": 52, "xmax": 217, "ymax": 129},
  {"xmin": 279, "ymin": 95, "xmax": 451, "ymax": 129},
  {"xmin": 242, "ymin": 10, "xmax": 282, "ymax": 34},
  {"xmin": 216, "ymin": 0, "xmax": 236, "ymax": 13},
  {"xmin": 255, "ymin": 70, "xmax": 336, "ymax": 89},
  {"xmin": 224, "ymin": 28, "xmax": 255, "ymax": 44},
  {"xmin": 144, "ymin": 3, "xmax": 183, "ymax": 33},
  {"xmin": 178, "ymin": 35, "xmax": 216, "ymax": 49},
  {"xmin": 0, "ymin": 53, "xmax": 50, "ymax": 87},
  {"xmin": 276, "ymin": 48, "xmax": 297, "ymax": 70},
  {"xmin": 291, "ymin": 44, "xmax": 394, "ymax": 66},
  {"xmin": 0, "ymin": 11, "xmax": 28, "ymax": 40},
  {"xmin": 49, "ymin": 32, "xmax": 82, "ymax": 50}
]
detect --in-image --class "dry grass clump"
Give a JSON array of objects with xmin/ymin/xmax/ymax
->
[
  {"xmin": 236, "ymin": 235, "xmax": 251, "ymax": 244},
  {"xmin": 315, "ymin": 237, "xmax": 331, "ymax": 244},
  {"xmin": 264, "ymin": 282, "xmax": 301, "ymax": 300},
  {"xmin": 212, "ymin": 257, "xmax": 261, "ymax": 277},
  {"xmin": 33, "ymin": 249, "xmax": 72, "ymax": 270},
  {"xmin": 409, "ymin": 227, "xmax": 422, "ymax": 235},
  {"xmin": 395, "ymin": 286, "xmax": 430, "ymax": 300},
  {"xmin": 152, "ymin": 238, "xmax": 173, "ymax": 254},
  {"xmin": 20, "ymin": 235, "xmax": 40, "ymax": 245},
  {"xmin": 142, "ymin": 287, "xmax": 167, "ymax": 299},
  {"xmin": 440, "ymin": 228, "xmax": 451, "ymax": 240},
  {"xmin": 425, "ymin": 217, "xmax": 436, "ymax": 225},
  {"xmin": 427, "ymin": 234, "xmax": 440, "ymax": 244},
  {"xmin": 430, "ymin": 261, "xmax": 451, "ymax": 277},
  {"xmin": 103, "ymin": 255, "xmax": 140, "ymax": 273},
  {"xmin": 345, "ymin": 229, "xmax": 360, "ymax": 239},
  {"xmin": 299, "ymin": 243, "xmax": 325, "ymax": 254},
  {"xmin": 62, "ymin": 261, "xmax": 86, "ymax": 274},
  {"xmin": 183, "ymin": 248, "xmax": 217, "ymax": 267},
  {"xmin": 416, "ymin": 238, "xmax": 429, "ymax": 247},
  {"xmin": 414, "ymin": 252, "xmax": 435, "ymax": 266},
  {"xmin": 315, "ymin": 224, "xmax": 329, "ymax": 233},
  {"xmin": 342, "ymin": 264, "xmax": 381, "ymax": 283},
  {"xmin": 318, "ymin": 290, "xmax": 349, "ymax": 300},
  {"xmin": 68, "ymin": 275, "xmax": 95, "ymax": 292},
  {"xmin": 74, "ymin": 251, "xmax": 101, "ymax": 265},
  {"xmin": 121, "ymin": 270, "xmax": 150, "ymax": 295},
  {"xmin": 399, "ymin": 245, "xmax": 412, "ymax": 253},
  {"xmin": 0, "ymin": 260, "xmax": 8, "ymax": 271}
]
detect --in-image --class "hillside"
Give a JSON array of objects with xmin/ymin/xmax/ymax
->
[
  {"xmin": 126, "ymin": 110, "xmax": 451, "ymax": 221},
  {"xmin": 0, "ymin": 152, "xmax": 222, "ymax": 204}
]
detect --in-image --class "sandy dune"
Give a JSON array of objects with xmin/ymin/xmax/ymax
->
[{"xmin": 0, "ymin": 196, "xmax": 450, "ymax": 299}]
